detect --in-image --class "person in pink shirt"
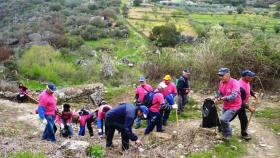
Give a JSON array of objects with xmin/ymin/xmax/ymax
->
[
  {"xmin": 134, "ymin": 76, "xmax": 153, "ymax": 129},
  {"xmin": 37, "ymin": 83, "xmax": 57, "ymax": 142},
  {"xmin": 214, "ymin": 68, "xmax": 242, "ymax": 141},
  {"xmin": 230, "ymin": 70, "xmax": 257, "ymax": 140},
  {"xmin": 73, "ymin": 108, "xmax": 95, "ymax": 138},
  {"xmin": 54, "ymin": 104, "xmax": 73, "ymax": 138},
  {"xmin": 144, "ymin": 82, "xmax": 166, "ymax": 135},
  {"xmin": 161, "ymin": 75, "xmax": 177, "ymax": 125},
  {"xmin": 96, "ymin": 101, "xmax": 112, "ymax": 138}
]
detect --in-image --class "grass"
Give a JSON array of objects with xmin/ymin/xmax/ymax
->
[
  {"xmin": 104, "ymin": 85, "xmax": 134, "ymax": 104},
  {"xmin": 267, "ymin": 123, "xmax": 280, "ymax": 133},
  {"xmin": 8, "ymin": 151, "xmax": 46, "ymax": 158},
  {"xmin": 19, "ymin": 79, "xmax": 46, "ymax": 91},
  {"xmin": 86, "ymin": 144, "xmax": 105, "ymax": 158},
  {"xmin": 255, "ymin": 107, "xmax": 280, "ymax": 119},
  {"xmin": 187, "ymin": 136, "xmax": 247, "ymax": 158}
]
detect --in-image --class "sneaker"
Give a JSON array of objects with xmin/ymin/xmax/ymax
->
[{"xmin": 241, "ymin": 135, "xmax": 252, "ymax": 141}]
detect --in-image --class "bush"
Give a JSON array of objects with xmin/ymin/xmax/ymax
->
[
  {"xmin": 49, "ymin": 3, "xmax": 62, "ymax": 11},
  {"xmin": 18, "ymin": 45, "xmax": 77, "ymax": 84},
  {"xmin": 273, "ymin": 12, "xmax": 280, "ymax": 18},
  {"xmin": 237, "ymin": 6, "xmax": 244, "ymax": 14},
  {"xmin": 100, "ymin": 8, "xmax": 117, "ymax": 19},
  {"xmin": 133, "ymin": 0, "xmax": 143, "ymax": 6},
  {"xmin": 274, "ymin": 25, "xmax": 280, "ymax": 33},
  {"xmin": 150, "ymin": 24, "xmax": 181, "ymax": 47},
  {"xmin": 81, "ymin": 26, "xmax": 100, "ymax": 40},
  {"xmin": 86, "ymin": 144, "xmax": 105, "ymax": 158},
  {"xmin": 0, "ymin": 46, "xmax": 13, "ymax": 61},
  {"xmin": 67, "ymin": 35, "xmax": 84, "ymax": 50}
]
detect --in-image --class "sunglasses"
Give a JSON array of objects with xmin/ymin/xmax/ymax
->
[{"xmin": 218, "ymin": 74, "xmax": 224, "ymax": 77}]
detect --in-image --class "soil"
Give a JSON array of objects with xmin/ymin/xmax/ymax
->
[{"xmin": 0, "ymin": 94, "xmax": 279, "ymax": 158}]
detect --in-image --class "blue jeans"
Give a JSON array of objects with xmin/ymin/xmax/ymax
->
[
  {"xmin": 42, "ymin": 115, "xmax": 56, "ymax": 142},
  {"xmin": 220, "ymin": 109, "xmax": 238, "ymax": 137},
  {"xmin": 135, "ymin": 116, "xmax": 141, "ymax": 127},
  {"xmin": 144, "ymin": 111, "xmax": 162, "ymax": 135}
]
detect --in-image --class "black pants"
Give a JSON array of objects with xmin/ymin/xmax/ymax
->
[
  {"xmin": 230, "ymin": 104, "xmax": 248, "ymax": 136},
  {"xmin": 17, "ymin": 94, "xmax": 27, "ymax": 103},
  {"xmin": 105, "ymin": 120, "xmax": 129, "ymax": 150},
  {"xmin": 86, "ymin": 116, "xmax": 94, "ymax": 137}
]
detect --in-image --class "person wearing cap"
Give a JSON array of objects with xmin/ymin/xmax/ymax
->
[
  {"xmin": 74, "ymin": 108, "xmax": 95, "ymax": 138},
  {"xmin": 161, "ymin": 75, "xmax": 177, "ymax": 125},
  {"xmin": 144, "ymin": 82, "xmax": 166, "ymax": 135},
  {"xmin": 214, "ymin": 68, "xmax": 242, "ymax": 141},
  {"xmin": 37, "ymin": 83, "xmax": 57, "ymax": 142},
  {"xmin": 96, "ymin": 102, "xmax": 112, "ymax": 138},
  {"xmin": 177, "ymin": 68, "xmax": 191, "ymax": 115},
  {"xmin": 134, "ymin": 76, "xmax": 153, "ymax": 129},
  {"xmin": 105, "ymin": 103, "xmax": 147, "ymax": 150},
  {"xmin": 230, "ymin": 70, "xmax": 257, "ymax": 140}
]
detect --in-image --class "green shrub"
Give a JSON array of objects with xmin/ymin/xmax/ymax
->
[
  {"xmin": 150, "ymin": 24, "xmax": 181, "ymax": 47},
  {"xmin": 49, "ymin": 3, "xmax": 62, "ymax": 11},
  {"xmin": 236, "ymin": 6, "xmax": 244, "ymax": 14},
  {"xmin": 67, "ymin": 35, "xmax": 84, "ymax": 50},
  {"xmin": 86, "ymin": 144, "xmax": 105, "ymax": 158},
  {"xmin": 18, "ymin": 45, "xmax": 77, "ymax": 84}
]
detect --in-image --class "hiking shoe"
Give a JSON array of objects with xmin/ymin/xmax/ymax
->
[
  {"xmin": 241, "ymin": 135, "xmax": 252, "ymax": 141},
  {"xmin": 157, "ymin": 129, "xmax": 165, "ymax": 133}
]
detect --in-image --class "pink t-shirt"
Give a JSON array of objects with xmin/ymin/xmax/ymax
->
[
  {"xmin": 239, "ymin": 78, "xmax": 250, "ymax": 104},
  {"xmin": 219, "ymin": 78, "xmax": 242, "ymax": 110},
  {"xmin": 135, "ymin": 84, "xmax": 153, "ymax": 102},
  {"xmin": 38, "ymin": 90, "xmax": 57, "ymax": 116},
  {"xmin": 149, "ymin": 92, "xmax": 165, "ymax": 113},
  {"xmin": 162, "ymin": 82, "xmax": 177, "ymax": 97},
  {"xmin": 97, "ymin": 104, "xmax": 112, "ymax": 120},
  {"xmin": 79, "ymin": 112, "xmax": 93, "ymax": 126}
]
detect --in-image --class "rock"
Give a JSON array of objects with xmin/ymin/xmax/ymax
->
[
  {"xmin": 177, "ymin": 144, "xmax": 184, "ymax": 149},
  {"xmin": 25, "ymin": 41, "xmax": 49, "ymax": 47},
  {"xmin": 277, "ymin": 133, "xmax": 280, "ymax": 135},
  {"xmin": 260, "ymin": 143, "xmax": 267, "ymax": 147},
  {"xmin": 56, "ymin": 83, "xmax": 105, "ymax": 107},
  {"xmin": 90, "ymin": 50, "xmax": 97, "ymax": 57},
  {"xmin": 61, "ymin": 140, "xmax": 89, "ymax": 150},
  {"xmin": 230, "ymin": 145, "xmax": 237, "ymax": 150},
  {"xmin": 28, "ymin": 33, "xmax": 42, "ymax": 41},
  {"xmin": 5, "ymin": 38, "xmax": 19, "ymax": 45}
]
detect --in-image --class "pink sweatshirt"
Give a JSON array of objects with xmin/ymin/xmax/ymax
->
[
  {"xmin": 162, "ymin": 82, "xmax": 177, "ymax": 97},
  {"xmin": 97, "ymin": 105, "xmax": 112, "ymax": 120},
  {"xmin": 149, "ymin": 92, "xmax": 165, "ymax": 113},
  {"xmin": 239, "ymin": 78, "xmax": 250, "ymax": 104},
  {"xmin": 135, "ymin": 84, "xmax": 153, "ymax": 102},
  {"xmin": 219, "ymin": 78, "xmax": 242, "ymax": 110},
  {"xmin": 38, "ymin": 90, "xmax": 57, "ymax": 116}
]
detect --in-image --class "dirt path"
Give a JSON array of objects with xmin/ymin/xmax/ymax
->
[{"xmin": 0, "ymin": 98, "xmax": 279, "ymax": 157}]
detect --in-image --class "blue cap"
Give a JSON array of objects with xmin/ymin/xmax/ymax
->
[
  {"xmin": 139, "ymin": 105, "xmax": 148, "ymax": 118},
  {"xmin": 139, "ymin": 76, "xmax": 146, "ymax": 82},
  {"xmin": 217, "ymin": 68, "xmax": 230, "ymax": 75},
  {"xmin": 47, "ymin": 83, "xmax": 57, "ymax": 92},
  {"xmin": 241, "ymin": 70, "xmax": 256, "ymax": 77}
]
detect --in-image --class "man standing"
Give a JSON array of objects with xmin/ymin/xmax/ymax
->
[
  {"xmin": 105, "ymin": 103, "xmax": 148, "ymax": 150},
  {"xmin": 161, "ymin": 75, "xmax": 177, "ymax": 125},
  {"xmin": 145, "ymin": 82, "xmax": 166, "ymax": 135},
  {"xmin": 38, "ymin": 83, "xmax": 57, "ymax": 142},
  {"xmin": 232, "ymin": 70, "xmax": 257, "ymax": 140},
  {"xmin": 176, "ymin": 69, "xmax": 191, "ymax": 115},
  {"xmin": 214, "ymin": 68, "xmax": 242, "ymax": 141},
  {"xmin": 134, "ymin": 76, "xmax": 153, "ymax": 129}
]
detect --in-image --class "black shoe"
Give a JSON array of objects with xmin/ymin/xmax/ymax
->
[
  {"xmin": 241, "ymin": 135, "xmax": 251, "ymax": 141},
  {"xmin": 163, "ymin": 122, "xmax": 167, "ymax": 126},
  {"xmin": 157, "ymin": 129, "xmax": 165, "ymax": 133}
]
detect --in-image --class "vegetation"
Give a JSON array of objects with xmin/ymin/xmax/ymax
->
[
  {"xmin": 8, "ymin": 151, "xmax": 46, "ymax": 158},
  {"xmin": 150, "ymin": 24, "xmax": 181, "ymax": 47},
  {"xmin": 86, "ymin": 144, "xmax": 105, "ymax": 158}
]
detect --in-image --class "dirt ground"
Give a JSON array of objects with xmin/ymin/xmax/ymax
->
[{"xmin": 0, "ymin": 95, "xmax": 279, "ymax": 158}]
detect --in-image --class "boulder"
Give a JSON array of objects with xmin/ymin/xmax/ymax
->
[
  {"xmin": 5, "ymin": 38, "xmax": 19, "ymax": 45},
  {"xmin": 28, "ymin": 33, "xmax": 42, "ymax": 41},
  {"xmin": 56, "ymin": 83, "xmax": 105, "ymax": 108}
]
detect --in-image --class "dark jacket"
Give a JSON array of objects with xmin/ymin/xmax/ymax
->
[
  {"xmin": 176, "ymin": 76, "xmax": 189, "ymax": 95},
  {"xmin": 106, "ymin": 103, "xmax": 138, "ymax": 141}
]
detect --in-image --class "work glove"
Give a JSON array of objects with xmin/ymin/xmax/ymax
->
[
  {"xmin": 60, "ymin": 124, "xmax": 65, "ymax": 129},
  {"xmin": 98, "ymin": 129, "xmax": 103, "ymax": 138},
  {"xmin": 135, "ymin": 139, "xmax": 143, "ymax": 146},
  {"xmin": 42, "ymin": 119, "xmax": 48, "ymax": 125}
]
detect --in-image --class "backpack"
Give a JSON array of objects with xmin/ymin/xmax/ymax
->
[
  {"xmin": 142, "ymin": 91, "xmax": 157, "ymax": 108},
  {"xmin": 201, "ymin": 98, "xmax": 220, "ymax": 128}
]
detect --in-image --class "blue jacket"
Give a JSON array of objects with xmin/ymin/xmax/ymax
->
[{"xmin": 106, "ymin": 103, "xmax": 138, "ymax": 141}]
